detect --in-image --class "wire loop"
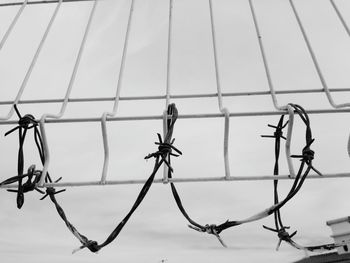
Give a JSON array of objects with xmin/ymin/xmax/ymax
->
[
  {"xmin": 262, "ymin": 104, "xmax": 343, "ymax": 252},
  {"xmin": 2, "ymin": 105, "xmax": 46, "ymax": 208}
]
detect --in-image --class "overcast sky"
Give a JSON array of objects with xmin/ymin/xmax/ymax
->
[{"xmin": 0, "ymin": 0, "xmax": 350, "ymax": 262}]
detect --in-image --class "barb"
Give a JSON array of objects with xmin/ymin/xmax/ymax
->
[
  {"xmin": 145, "ymin": 133, "xmax": 182, "ymax": 172},
  {"xmin": 5, "ymin": 105, "xmax": 38, "ymax": 136},
  {"xmin": 146, "ymin": 103, "xmax": 182, "ymax": 171},
  {"xmin": 264, "ymin": 222, "xmax": 341, "ymax": 252},
  {"xmin": 290, "ymin": 139, "xmax": 322, "ymax": 176},
  {"xmin": 289, "ymin": 104, "xmax": 322, "ymax": 177},
  {"xmin": 0, "ymin": 165, "xmax": 45, "ymax": 196},
  {"xmin": 263, "ymin": 225, "xmax": 297, "ymax": 251},
  {"xmin": 40, "ymin": 177, "xmax": 65, "ymax": 200},
  {"xmin": 261, "ymin": 116, "xmax": 288, "ymax": 141},
  {"xmin": 188, "ymin": 224, "xmax": 227, "ymax": 247},
  {"xmin": 169, "ymin": 177, "xmax": 229, "ymax": 246}
]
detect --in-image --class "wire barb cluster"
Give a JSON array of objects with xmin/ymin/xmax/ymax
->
[
  {"xmin": 40, "ymin": 184, "xmax": 65, "ymax": 200},
  {"xmin": 291, "ymin": 139, "xmax": 322, "ymax": 176},
  {"xmin": 188, "ymin": 224, "xmax": 227, "ymax": 247},
  {"xmin": 0, "ymin": 165, "xmax": 45, "ymax": 205},
  {"xmin": 2, "ymin": 105, "xmax": 46, "ymax": 208},
  {"xmin": 263, "ymin": 225, "xmax": 297, "ymax": 251},
  {"xmin": 5, "ymin": 108, "xmax": 37, "ymax": 137},
  {"xmin": 145, "ymin": 133, "xmax": 182, "ymax": 172},
  {"xmin": 261, "ymin": 118, "xmax": 288, "ymax": 141}
]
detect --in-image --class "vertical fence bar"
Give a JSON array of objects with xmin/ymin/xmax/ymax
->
[
  {"xmin": 329, "ymin": 0, "xmax": 350, "ymax": 158},
  {"xmin": 330, "ymin": 0, "xmax": 350, "ymax": 37},
  {"xmin": 39, "ymin": 0, "xmax": 99, "ymax": 186},
  {"xmin": 162, "ymin": 0, "xmax": 174, "ymax": 184},
  {"xmin": 0, "ymin": 0, "xmax": 29, "ymax": 121},
  {"xmin": 100, "ymin": 0, "xmax": 135, "ymax": 184},
  {"xmin": 14, "ymin": 0, "xmax": 64, "ymax": 111},
  {"xmin": 209, "ymin": 0, "xmax": 231, "ymax": 179},
  {"xmin": 289, "ymin": 0, "xmax": 350, "ymax": 109},
  {"xmin": 248, "ymin": 0, "xmax": 288, "ymax": 111},
  {"xmin": 165, "ymin": 0, "xmax": 173, "ymax": 110},
  {"xmin": 285, "ymin": 104, "xmax": 296, "ymax": 178},
  {"xmin": 0, "ymin": 0, "xmax": 28, "ymax": 50}
]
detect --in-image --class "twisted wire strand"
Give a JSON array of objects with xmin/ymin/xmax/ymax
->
[
  {"xmin": 0, "ymin": 104, "xmax": 180, "ymax": 253},
  {"xmin": 168, "ymin": 103, "xmax": 325, "ymax": 247},
  {"xmin": 49, "ymin": 103, "xmax": 179, "ymax": 253},
  {"xmin": 263, "ymin": 104, "xmax": 342, "ymax": 252}
]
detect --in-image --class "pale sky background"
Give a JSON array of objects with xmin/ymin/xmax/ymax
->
[{"xmin": 0, "ymin": 0, "xmax": 350, "ymax": 262}]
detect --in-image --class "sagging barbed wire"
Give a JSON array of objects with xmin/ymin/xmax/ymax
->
[
  {"xmin": 0, "ymin": 103, "xmax": 182, "ymax": 253},
  {"xmin": 0, "ymin": 103, "xmax": 345, "ymax": 254},
  {"xmin": 262, "ymin": 103, "xmax": 344, "ymax": 252},
  {"xmin": 168, "ymin": 103, "xmax": 339, "ymax": 250}
]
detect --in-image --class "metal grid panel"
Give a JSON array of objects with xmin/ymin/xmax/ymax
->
[{"xmin": 0, "ymin": 0, "xmax": 349, "ymax": 188}]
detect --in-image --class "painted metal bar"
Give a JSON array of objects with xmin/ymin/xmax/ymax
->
[
  {"xmin": 209, "ymin": 0, "xmax": 231, "ymax": 180},
  {"xmin": 285, "ymin": 104, "xmax": 296, "ymax": 178},
  {"xmin": 289, "ymin": 0, "xmax": 350, "ymax": 109},
  {"xmin": 165, "ymin": 0, "xmax": 173, "ymax": 110},
  {"xmin": 330, "ymin": 0, "xmax": 350, "ymax": 37},
  {"xmin": 100, "ymin": 0, "xmax": 135, "ymax": 184},
  {"xmin": 1, "ymin": 0, "xmax": 60, "ymax": 121},
  {"xmin": 248, "ymin": 0, "xmax": 287, "ymax": 111},
  {"xmin": 19, "ymin": 0, "xmax": 64, "ymax": 94},
  {"xmin": 162, "ymin": 0, "xmax": 174, "ymax": 184},
  {"xmin": 331, "ymin": 0, "xmax": 350, "ymax": 159},
  {"xmin": 290, "ymin": 0, "xmax": 350, "ymax": 160},
  {"xmin": 38, "ymin": 0, "xmax": 98, "ymax": 186},
  {"xmin": 1, "ymin": 172, "xmax": 349, "ymax": 189},
  {"xmin": 1, "ymin": 108, "xmax": 350, "ymax": 126},
  {"xmin": 1, "ymin": 88, "xmax": 350, "ymax": 106},
  {"xmin": 0, "ymin": 0, "xmax": 94, "ymax": 7},
  {"xmin": 209, "ymin": 0, "xmax": 225, "ymax": 113},
  {"xmin": 0, "ymin": 0, "xmax": 28, "ymax": 50}
]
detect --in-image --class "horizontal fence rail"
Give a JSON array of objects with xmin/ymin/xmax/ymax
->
[
  {"xmin": 0, "ymin": 108, "xmax": 350, "ymax": 126},
  {"xmin": 1, "ymin": 88, "xmax": 350, "ymax": 106},
  {"xmin": 1, "ymin": 172, "xmax": 350, "ymax": 189}
]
